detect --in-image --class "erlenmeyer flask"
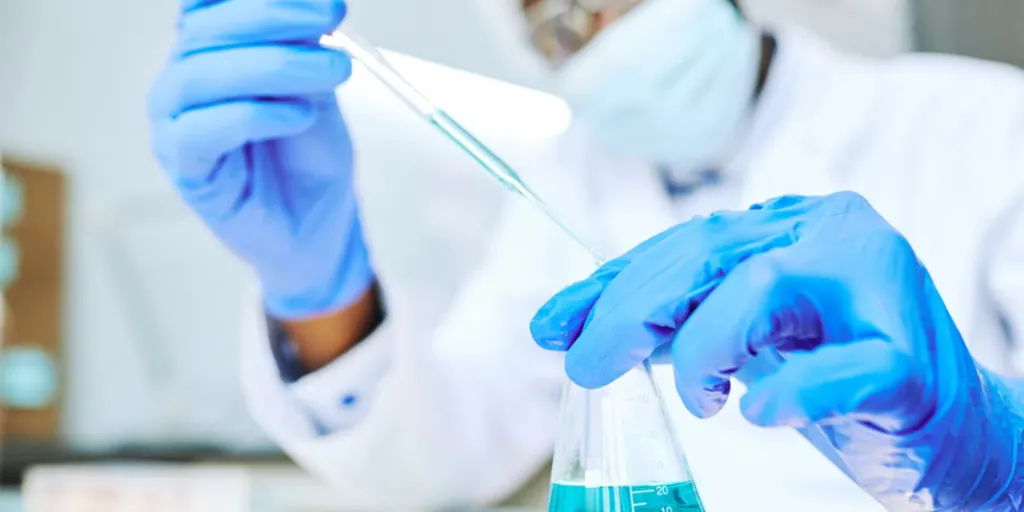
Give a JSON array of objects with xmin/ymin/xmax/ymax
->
[{"xmin": 549, "ymin": 362, "xmax": 706, "ymax": 512}]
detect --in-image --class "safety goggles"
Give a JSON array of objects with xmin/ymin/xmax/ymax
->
[{"xmin": 524, "ymin": 0, "xmax": 644, "ymax": 65}]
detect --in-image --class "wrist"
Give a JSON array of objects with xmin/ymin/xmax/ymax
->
[
  {"xmin": 925, "ymin": 367, "xmax": 1023, "ymax": 510},
  {"xmin": 279, "ymin": 284, "xmax": 384, "ymax": 373},
  {"xmin": 967, "ymin": 370, "xmax": 1024, "ymax": 510},
  {"xmin": 262, "ymin": 249, "xmax": 374, "ymax": 320},
  {"xmin": 262, "ymin": 210, "xmax": 375, "ymax": 320}
]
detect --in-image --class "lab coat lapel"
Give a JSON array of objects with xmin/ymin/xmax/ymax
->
[
  {"xmin": 566, "ymin": 128, "xmax": 678, "ymax": 258},
  {"xmin": 737, "ymin": 131, "xmax": 836, "ymax": 208},
  {"xmin": 729, "ymin": 28, "xmax": 863, "ymax": 207}
]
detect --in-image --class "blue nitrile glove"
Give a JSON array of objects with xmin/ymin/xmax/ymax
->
[
  {"xmin": 531, "ymin": 192, "xmax": 1024, "ymax": 510},
  {"xmin": 148, "ymin": 0, "xmax": 373, "ymax": 319}
]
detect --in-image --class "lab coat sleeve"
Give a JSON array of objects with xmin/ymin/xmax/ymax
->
[
  {"xmin": 869, "ymin": 54, "xmax": 1024, "ymax": 366},
  {"xmin": 980, "ymin": 91, "xmax": 1024, "ymax": 374},
  {"xmin": 240, "ymin": 154, "xmax": 595, "ymax": 509},
  {"xmin": 861, "ymin": 52, "xmax": 1024, "ymax": 372}
]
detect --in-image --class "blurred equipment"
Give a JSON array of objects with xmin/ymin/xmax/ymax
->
[
  {"xmin": 912, "ymin": 0, "xmax": 1024, "ymax": 68},
  {"xmin": 22, "ymin": 465, "xmax": 250, "ymax": 512},
  {"xmin": 21, "ymin": 462, "xmax": 372, "ymax": 512},
  {"xmin": 92, "ymin": 195, "xmax": 270, "ymax": 449},
  {"xmin": 549, "ymin": 363, "xmax": 706, "ymax": 511},
  {"xmin": 0, "ymin": 156, "xmax": 65, "ymax": 442}
]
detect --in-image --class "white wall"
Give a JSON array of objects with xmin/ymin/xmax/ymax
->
[
  {"xmin": 0, "ymin": 0, "xmax": 911, "ymax": 449},
  {"xmin": 745, "ymin": 0, "xmax": 911, "ymax": 56},
  {"xmin": 0, "ymin": 0, "xmax": 273, "ymax": 448}
]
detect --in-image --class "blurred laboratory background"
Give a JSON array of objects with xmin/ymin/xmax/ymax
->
[{"xmin": 0, "ymin": 0, "xmax": 1022, "ymax": 509}]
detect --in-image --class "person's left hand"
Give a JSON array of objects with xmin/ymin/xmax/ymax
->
[{"xmin": 529, "ymin": 192, "xmax": 1022, "ymax": 510}]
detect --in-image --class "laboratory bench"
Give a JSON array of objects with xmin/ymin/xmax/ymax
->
[
  {"xmin": 0, "ymin": 442, "xmax": 551, "ymax": 511},
  {"xmin": 0, "ymin": 483, "xmax": 544, "ymax": 512}
]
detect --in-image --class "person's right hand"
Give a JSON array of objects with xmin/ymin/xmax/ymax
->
[{"xmin": 148, "ymin": 0, "xmax": 373, "ymax": 319}]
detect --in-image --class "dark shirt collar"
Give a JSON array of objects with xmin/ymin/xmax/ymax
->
[{"xmin": 658, "ymin": 167, "xmax": 722, "ymax": 198}]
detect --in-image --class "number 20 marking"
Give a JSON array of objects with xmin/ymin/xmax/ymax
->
[{"xmin": 655, "ymin": 486, "xmax": 668, "ymax": 496}]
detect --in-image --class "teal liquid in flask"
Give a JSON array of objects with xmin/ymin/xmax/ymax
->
[
  {"xmin": 549, "ymin": 482, "xmax": 703, "ymax": 512},
  {"xmin": 548, "ymin": 363, "xmax": 707, "ymax": 512}
]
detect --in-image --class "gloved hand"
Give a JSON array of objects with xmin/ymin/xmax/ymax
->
[
  {"xmin": 148, "ymin": 0, "xmax": 372, "ymax": 319},
  {"xmin": 531, "ymin": 192, "xmax": 1024, "ymax": 510}
]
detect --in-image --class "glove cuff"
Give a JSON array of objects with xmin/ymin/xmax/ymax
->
[
  {"xmin": 945, "ymin": 368, "xmax": 1024, "ymax": 511},
  {"xmin": 262, "ymin": 210, "xmax": 376, "ymax": 320},
  {"xmin": 911, "ymin": 366, "xmax": 1022, "ymax": 511}
]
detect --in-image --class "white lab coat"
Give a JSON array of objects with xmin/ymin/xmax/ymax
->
[{"xmin": 240, "ymin": 28, "xmax": 1024, "ymax": 511}]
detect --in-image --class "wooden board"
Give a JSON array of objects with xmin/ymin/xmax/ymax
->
[{"xmin": 1, "ymin": 155, "xmax": 66, "ymax": 439}]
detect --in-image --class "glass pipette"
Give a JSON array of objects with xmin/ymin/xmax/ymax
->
[
  {"xmin": 319, "ymin": 29, "xmax": 606, "ymax": 265},
  {"xmin": 320, "ymin": 30, "xmax": 851, "ymax": 484}
]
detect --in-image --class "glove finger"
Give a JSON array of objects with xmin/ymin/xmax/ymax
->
[
  {"xmin": 739, "ymin": 339, "xmax": 933, "ymax": 433},
  {"xmin": 181, "ymin": 0, "xmax": 222, "ymax": 15},
  {"xmin": 149, "ymin": 45, "xmax": 350, "ymax": 119},
  {"xmin": 530, "ymin": 278, "xmax": 607, "ymax": 351},
  {"xmin": 670, "ymin": 247, "xmax": 825, "ymax": 419},
  {"xmin": 566, "ymin": 217, "xmax": 793, "ymax": 390},
  {"xmin": 530, "ymin": 222, "xmax": 687, "ymax": 351},
  {"xmin": 155, "ymin": 97, "xmax": 316, "ymax": 190},
  {"xmin": 177, "ymin": 0, "xmax": 346, "ymax": 55}
]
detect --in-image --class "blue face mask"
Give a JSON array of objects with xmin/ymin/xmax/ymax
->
[{"xmin": 555, "ymin": 0, "xmax": 761, "ymax": 168}]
